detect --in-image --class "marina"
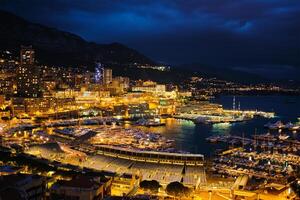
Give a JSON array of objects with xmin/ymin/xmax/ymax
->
[
  {"xmin": 0, "ymin": 94, "xmax": 300, "ymax": 199},
  {"xmin": 1, "ymin": 6, "xmax": 300, "ymax": 199},
  {"xmin": 174, "ymin": 110, "xmax": 275, "ymax": 124},
  {"xmin": 264, "ymin": 121, "xmax": 300, "ymax": 131}
]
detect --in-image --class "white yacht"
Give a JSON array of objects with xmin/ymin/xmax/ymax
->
[
  {"xmin": 285, "ymin": 122, "xmax": 300, "ymax": 131},
  {"xmin": 268, "ymin": 121, "xmax": 284, "ymax": 130},
  {"xmin": 278, "ymin": 134, "xmax": 289, "ymax": 140}
]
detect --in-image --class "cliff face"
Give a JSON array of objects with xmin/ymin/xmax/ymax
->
[{"xmin": 0, "ymin": 10, "xmax": 155, "ymax": 68}]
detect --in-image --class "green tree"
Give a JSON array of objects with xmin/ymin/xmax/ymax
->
[
  {"xmin": 140, "ymin": 180, "xmax": 161, "ymax": 193},
  {"xmin": 290, "ymin": 167, "xmax": 300, "ymax": 197},
  {"xmin": 166, "ymin": 181, "xmax": 191, "ymax": 198}
]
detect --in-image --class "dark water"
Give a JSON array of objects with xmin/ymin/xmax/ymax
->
[{"xmin": 135, "ymin": 95, "xmax": 300, "ymax": 157}]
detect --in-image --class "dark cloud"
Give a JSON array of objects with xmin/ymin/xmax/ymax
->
[{"xmin": 1, "ymin": 0, "xmax": 300, "ymax": 69}]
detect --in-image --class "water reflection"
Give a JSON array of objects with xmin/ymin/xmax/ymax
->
[
  {"xmin": 121, "ymin": 95, "xmax": 300, "ymax": 156},
  {"xmin": 211, "ymin": 122, "xmax": 232, "ymax": 135}
]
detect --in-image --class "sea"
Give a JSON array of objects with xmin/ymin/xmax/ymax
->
[{"xmin": 134, "ymin": 95, "xmax": 300, "ymax": 157}]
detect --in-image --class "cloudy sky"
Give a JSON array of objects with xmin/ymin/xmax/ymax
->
[{"xmin": 1, "ymin": 0, "xmax": 300, "ymax": 71}]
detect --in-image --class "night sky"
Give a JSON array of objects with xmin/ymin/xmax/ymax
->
[{"xmin": 1, "ymin": 0, "xmax": 300, "ymax": 76}]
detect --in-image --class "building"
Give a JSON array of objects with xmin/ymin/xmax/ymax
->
[
  {"xmin": 60, "ymin": 68, "xmax": 75, "ymax": 87},
  {"xmin": 103, "ymin": 68, "xmax": 112, "ymax": 85},
  {"xmin": 0, "ymin": 76, "xmax": 14, "ymax": 95},
  {"xmin": 233, "ymin": 183, "xmax": 297, "ymax": 200},
  {"xmin": 20, "ymin": 46, "xmax": 35, "ymax": 65},
  {"xmin": 49, "ymin": 176, "xmax": 107, "ymax": 200},
  {"xmin": 0, "ymin": 174, "xmax": 46, "ymax": 200},
  {"xmin": 0, "ymin": 165, "xmax": 23, "ymax": 176},
  {"xmin": 95, "ymin": 62, "xmax": 104, "ymax": 84},
  {"xmin": 16, "ymin": 46, "xmax": 41, "ymax": 98},
  {"xmin": 131, "ymin": 81, "xmax": 166, "ymax": 95},
  {"xmin": 114, "ymin": 76, "xmax": 130, "ymax": 89},
  {"xmin": 0, "ymin": 107, "xmax": 11, "ymax": 119},
  {"xmin": 11, "ymin": 97, "xmax": 26, "ymax": 117},
  {"xmin": 107, "ymin": 78, "xmax": 130, "ymax": 96},
  {"xmin": 111, "ymin": 173, "xmax": 140, "ymax": 196},
  {"xmin": 0, "ymin": 95, "xmax": 7, "ymax": 106}
]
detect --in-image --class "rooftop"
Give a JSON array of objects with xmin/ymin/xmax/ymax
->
[{"xmin": 53, "ymin": 176, "xmax": 103, "ymax": 190}]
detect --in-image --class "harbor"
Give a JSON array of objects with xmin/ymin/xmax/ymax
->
[
  {"xmin": 174, "ymin": 97, "xmax": 275, "ymax": 124},
  {"xmin": 1, "ymin": 94, "xmax": 299, "ymax": 199}
]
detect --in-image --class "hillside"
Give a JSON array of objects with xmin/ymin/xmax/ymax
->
[
  {"xmin": 0, "ymin": 10, "xmax": 155, "ymax": 68},
  {"xmin": 0, "ymin": 10, "xmax": 275, "ymax": 84}
]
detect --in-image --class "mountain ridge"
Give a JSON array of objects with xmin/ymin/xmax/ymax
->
[
  {"xmin": 0, "ymin": 10, "xmax": 155, "ymax": 68},
  {"xmin": 0, "ymin": 10, "xmax": 289, "ymax": 84}
]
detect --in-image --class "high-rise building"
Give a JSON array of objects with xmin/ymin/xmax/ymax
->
[
  {"xmin": 94, "ymin": 62, "xmax": 104, "ymax": 84},
  {"xmin": 16, "ymin": 46, "xmax": 41, "ymax": 98},
  {"xmin": 103, "ymin": 68, "xmax": 112, "ymax": 85},
  {"xmin": 20, "ymin": 46, "xmax": 35, "ymax": 65}
]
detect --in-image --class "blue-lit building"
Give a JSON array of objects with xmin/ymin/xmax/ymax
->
[{"xmin": 94, "ymin": 62, "xmax": 103, "ymax": 84}]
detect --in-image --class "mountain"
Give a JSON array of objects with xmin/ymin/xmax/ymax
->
[
  {"xmin": 0, "ymin": 10, "xmax": 155, "ymax": 68},
  {"xmin": 0, "ymin": 10, "xmax": 286, "ymax": 84}
]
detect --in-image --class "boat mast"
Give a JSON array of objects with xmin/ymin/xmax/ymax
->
[
  {"xmin": 233, "ymin": 96, "xmax": 236, "ymax": 110},
  {"xmin": 253, "ymin": 128, "xmax": 257, "ymax": 151}
]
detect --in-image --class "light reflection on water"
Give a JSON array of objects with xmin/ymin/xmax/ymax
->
[
  {"xmin": 211, "ymin": 123, "xmax": 232, "ymax": 135},
  {"xmin": 125, "ymin": 95, "xmax": 300, "ymax": 156}
]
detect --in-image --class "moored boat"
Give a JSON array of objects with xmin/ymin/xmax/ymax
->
[
  {"xmin": 285, "ymin": 122, "xmax": 300, "ymax": 131},
  {"xmin": 278, "ymin": 134, "xmax": 289, "ymax": 140},
  {"xmin": 268, "ymin": 121, "xmax": 284, "ymax": 130}
]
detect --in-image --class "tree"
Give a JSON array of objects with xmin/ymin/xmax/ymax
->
[
  {"xmin": 140, "ymin": 180, "xmax": 161, "ymax": 193},
  {"xmin": 290, "ymin": 167, "xmax": 300, "ymax": 197},
  {"xmin": 290, "ymin": 181, "xmax": 300, "ymax": 197},
  {"xmin": 166, "ymin": 181, "xmax": 191, "ymax": 198}
]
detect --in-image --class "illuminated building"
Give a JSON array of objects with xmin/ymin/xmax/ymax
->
[
  {"xmin": 0, "ymin": 78, "xmax": 13, "ymax": 95},
  {"xmin": 178, "ymin": 91, "xmax": 192, "ymax": 98},
  {"xmin": 132, "ymin": 81, "xmax": 166, "ymax": 94},
  {"xmin": 113, "ymin": 103, "xmax": 155, "ymax": 118},
  {"xmin": 16, "ymin": 46, "xmax": 41, "ymax": 98},
  {"xmin": 53, "ymin": 87, "xmax": 110, "ymax": 109},
  {"xmin": 103, "ymin": 68, "xmax": 112, "ymax": 85},
  {"xmin": 111, "ymin": 173, "xmax": 140, "ymax": 196},
  {"xmin": 136, "ymin": 64, "xmax": 170, "ymax": 71},
  {"xmin": 0, "ymin": 107, "xmax": 11, "ymax": 119},
  {"xmin": 127, "ymin": 103, "xmax": 153, "ymax": 118},
  {"xmin": 60, "ymin": 68, "xmax": 75, "ymax": 87},
  {"xmin": 10, "ymin": 96, "xmax": 76, "ymax": 117},
  {"xmin": 24, "ymin": 98, "xmax": 53, "ymax": 115},
  {"xmin": 157, "ymin": 99, "xmax": 176, "ymax": 115},
  {"xmin": 94, "ymin": 62, "xmax": 104, "ymax": 84},
  {"xmin": 0, "ymin": 95, "xmax": 11, "ymax": 118},
  {"xmin": 106, "ymin": 77, "xmax": 130, "ymax": 96},
  {"xmin": 42, "ymin": 80, "xmax": 57, "ymax": 93},
  {"xmin": 20, "ymin": 46, "xmax": 35, "ymax": 65},
  {"xmin": 113, "ymin": 76, "xmax": 130, "ymax": 89},
  {"xmin": 56, "ymin": 87, "xmax": 110, "ymax": 98},
  {"xmin": 11, "ymin": 98, "xmax": 26, "ymax": 117},
  {"xmin": 0, "ymin": 95, "xmax": 5, "ymax": 106}
]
